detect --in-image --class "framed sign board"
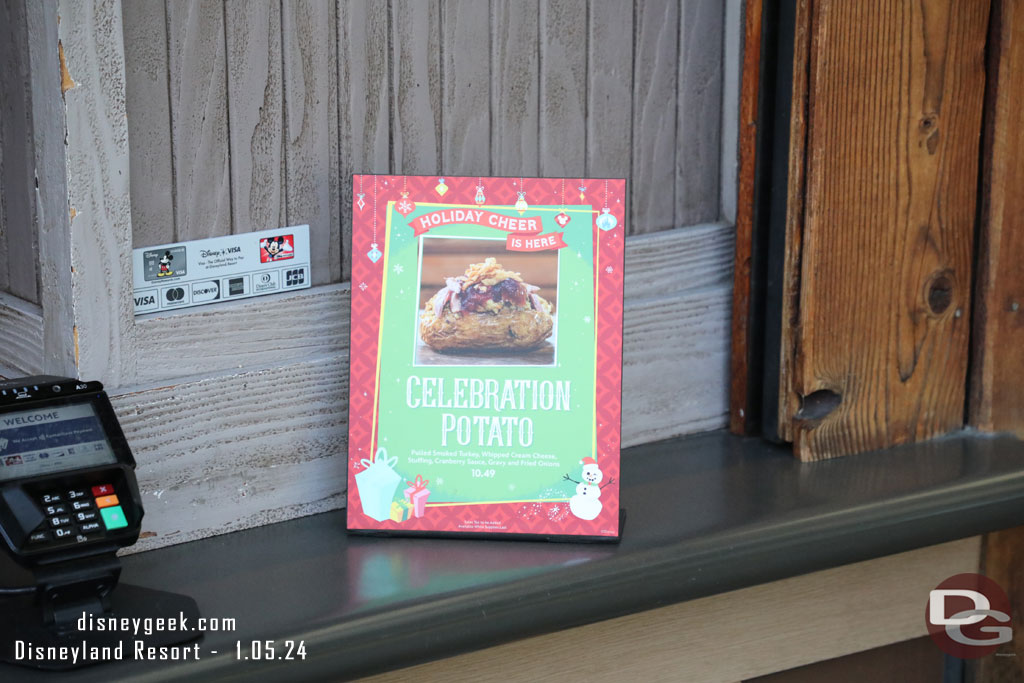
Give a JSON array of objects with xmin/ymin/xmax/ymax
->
[{"xmin": 347, "ymin": 175, "xmax": 625, "ymax": 541}]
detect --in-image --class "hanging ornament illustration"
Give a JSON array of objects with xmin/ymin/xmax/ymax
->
[
  {"xmin": 578, "ymin": 184, "xmax": 587, "ymax": 202},
  {"xmin": 554, "ymin": 179, "xmax": 570, "ymax": 226},
  {"xmin": 596, "ymin": 208, "xmax": 617, "ymax": 232},
  {"xmin": 367, "ymin": 242, "xmax": 383, "ymax": 263},
  {"xmin": 515, "ymin": 191, "xmax": 529, "ymax": 215},
  {"xmin": 596, "ymin": 180, "xmax": 617, "ymax": 231},
  {"xmin": 396, "ymin": 191, "xmax": 415, "ymax": 217},
  {"xmin": 475, "ymin": 184, "xmax": 486, "ymax": 205},
  {"xmin": 435, "ymin": 177, "xmax": 448, "ymax": 196},
  {"xmin": 356, "ymin": 193, "xmax": 366, "ymax": 211},
  {"xmin": 367, "ymin": 178, "xmax": 382, "ymax": 263}
]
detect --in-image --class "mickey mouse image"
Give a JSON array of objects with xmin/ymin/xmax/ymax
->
[
  {"xmin": 157, "ymin": 250, "xmax": 173, "ymax": 277},
  {"xmin": 262, "ymin": 236, "xmax": 287, "ymax": 261}
]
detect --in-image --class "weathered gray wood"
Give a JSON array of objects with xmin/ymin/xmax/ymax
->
[
  {"xmin": 392, "ymin": 0, "xmax": 442, "ymax": 174},
  {"xmin": 0, "ymin": 293, "xmax": 43, "ymax": 375},
  {"xmin": 135, "ymin": 283, "xmax": 349, "ymax": 383},
  {"xmin": 337, "ymin": 0, "xmax": 390, "ymax": 281},
  {"xmin": 166, "ymin": 0, "xmax": 231, "ymax": 241},
  {"xmin": 113, "ymin": 353, "xmax": 349, "ymax": 553},
  {"xmin": 0, "ymin": 101, "xmax": 7, "ymax": 298},
  {"xmin": 111, "ymin": 223, "xmax": 732, "ymax": 550},
  {"xmin": 131, "ymin": 221, "xmax": 731, "ymax": 384},
  {"xmin": 539, "ymin": 0, "xmax": 587, "ymax": 177},
  {"xmin": 491, "ymin": 0, "xmax": 540, "ymax": 176},
  {"xmin": 59, "ymin": 0, "xmax": 136, "ymax": 387},
  {"xmin": 225, "ymin": 0, "xmax": 286, "ymax": 236},
  {"xmin": 441, "ymin": 0, "xmax": 490, "ymax": 176},
  {"xmin": 632, "ymin": 0, "xmax": 679, "ymax": 234},
  {"xmin": 719, "ymin": 0, "xmax": 743, "ymax": 224},
  {"xmin": 26, "ymin": 0, "xmax": 76, "ymax": 375},
  {"xmin": 586, "ymin": 0, "xmax": 633, "ymax": 180},
  {"xmin": 284, "ymin": 0, "xmax": 340, "ymax": 285},
  {"xmin": 0, "ymin": 0, "xmax": 39, "ymax": 303},
  {"xmin": 121, "ymin": 0, "xmax": 175, "ymax": 248},
  {"xmin": 675, "ymin": 1, "xmax": 724, "ymax": 226}
]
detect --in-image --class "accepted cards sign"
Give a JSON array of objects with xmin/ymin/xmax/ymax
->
[{"xmin": 347, "ymin": 175, "xmax": 625, "ymax": 541}]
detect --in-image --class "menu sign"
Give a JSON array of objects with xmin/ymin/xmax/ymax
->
[{"xmin": 347, "ymin": 175, "xmax": 625, "ymax": 540}]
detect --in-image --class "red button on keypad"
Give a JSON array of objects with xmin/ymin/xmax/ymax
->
[{"xmin": 91, "ymin": 484, "xmax": 114, "ymax": 497}]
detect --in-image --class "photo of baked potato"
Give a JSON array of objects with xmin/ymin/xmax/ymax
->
[{"xmin": 419, "ymin": 257, "xmax": 554, "ymax": 352}]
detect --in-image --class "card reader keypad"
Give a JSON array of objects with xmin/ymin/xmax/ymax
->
[{"xmin": 28, "ymin": 482, "xmax": 128, "ymax": 547}]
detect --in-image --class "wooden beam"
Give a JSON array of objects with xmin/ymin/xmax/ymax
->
[
  {"xmin": 727, "ymin": 0, "xmax": 763, "ymax": 434},
  {"xmin": 971, "ymin": 2, "xmax": 1024, "ymax": 680},
  {"xmin": 969, "ymin": 0, "xmax": 1024, "ymax": 439},
  {"xmin": 781, "ymin": 0, "xmax": 990, "ymax": 460}
]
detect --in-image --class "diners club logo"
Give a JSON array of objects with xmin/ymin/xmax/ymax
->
[{"xmin": 926, "ymin": 573, "xmax": 1012, "ymax": 658}]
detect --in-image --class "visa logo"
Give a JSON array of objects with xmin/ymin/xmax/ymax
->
[
  {"xmin": 226, "ymin": 246, "xmax": 241, "ymax": 253},
  {"xmin": 133, "ymin": 290, "xmax": 159, "ymax": 312}
]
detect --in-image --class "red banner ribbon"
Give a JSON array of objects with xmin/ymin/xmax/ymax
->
[{"xmin": 506, "ymin": 231, "xmax": 568, "ymax": 251}]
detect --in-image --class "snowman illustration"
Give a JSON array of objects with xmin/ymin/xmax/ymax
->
[{"xmin": 563, "ymin": 457, "xmax": 614, "ymax": 521}]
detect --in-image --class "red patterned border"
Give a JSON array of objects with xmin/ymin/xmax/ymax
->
[{"xmin": 347, "ymin": 176, "xmax": 625, "ymax": 539}]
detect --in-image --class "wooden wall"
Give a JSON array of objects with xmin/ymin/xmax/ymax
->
[
  {"xmin": 121, "ymin": 0, "xmax": 728, "ymax": 286},
  {"xmin": 30, "ymin": 0, "xmax": 739, "ymax": 551}
]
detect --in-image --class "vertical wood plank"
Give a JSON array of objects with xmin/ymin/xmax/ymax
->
[
  {"xmin": 59, "ymin": 0, "xmax": 137, "ymax": 386},
  {"xmin": 969, "ymin": 0, "xmax": 1024, "ymax": 439},
  {"xmin": 586, "ymin": 0, "xmax": 633, "ymax": 186},
  {"xmin": 167, "ymin": 0, "xmax": 231, "ymax": 241},
  {"xmin": 26, "ymin": 0, "xmax": 76, "ymax": 374},
  {"xmin": 392, "ymin": 0, "xmax": 442, "ymax": 174},
  {"xmin": 539, "ymin": 0, "xmax": 587, "ymax": 177},
  {"xmin": 728, "ymin": 0, "xmax": 763, "ymax": 435},
  {"xmin": 719, "ymin": 0, "xmax": 742, "ymax": 225},
  {"xmin": 121, "ymin": 0, "xmax": 175, "ymax": 248},
  {"xmin": 631, "ymin": 0, "xmax": 679, "ymax": 234},
  {"xmin": 775, "ymin": 0, "xmax": 812, "ymax": 444},
  {"xmin": 224, "ymin": 0, "xmax": 286, "ymax": 235},
  {"xmin": 787, "ymin": 0, "xmax": 990, "ymax": 460},
  {"xmin": 491, "ymin": 0, "xmax": 540, "ymax": 177},
  {"xmin": 977, "ymin": 527, "xmax": 1024, "ymax": 681},
  {"xmin": 441, "ymin": 0, "xmax": 490, "ymax": 176},
  {"xmin": 338, "ymin": 0, "xmax": 390, "ymax": 281},
  {"xmin": 675, "ymin": 0, "xmax": 723, "ymax": 226},
  {"xmin": 0, "ymin": 0, "xmax": 39, "ymax": 303},
  {"xmin": 284, "ymin": 0, "xmax": 340, "ymax": 285},
  {"xmin": 0, "ymin": 19, "xmax": 9, "ymax": 297}
]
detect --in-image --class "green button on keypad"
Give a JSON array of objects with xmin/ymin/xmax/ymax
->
[{"xmin": 100, "ymin": 505, "xmax": 128, "ymax": 530}]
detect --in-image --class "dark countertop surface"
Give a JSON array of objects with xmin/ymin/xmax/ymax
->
[{"xmin": 4, "ymin": 430, "xmax": 1024, "ymax": 682}]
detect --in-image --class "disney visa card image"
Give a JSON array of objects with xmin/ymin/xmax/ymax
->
[
  {"xmin": 347, "ymin": 176, "xmax": 625, "ymax": 541},
  {"xmin": 131, "ymin": 225, "xmax": 310, "ymax": 315}
]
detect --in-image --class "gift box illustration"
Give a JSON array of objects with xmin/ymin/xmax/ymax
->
[
  {"xmin": 389, "ymin": 501, "xmax": 411, "ymax": 523},
  {"xmin": 403, "ymin": 475, "xmax": 431, "ymax": 518},
  {"xmin": 354, "ymin": 448, "xmax": 401, "ymax": 521}
]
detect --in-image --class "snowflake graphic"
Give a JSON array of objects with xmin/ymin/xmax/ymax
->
[
  {"xmin": 436, "ymin": 477, "xmax": 444, "ymax": 485},
  {"xmin": 397, "ymin": 199, "xmax": 412, "ymax": 213},
  {"xmin": 508, "ymin": 483, "xmax": 516, "ymax": 491},
  {"xmin": 584, "ymin": 315, "xmax": 592, "ymax": 324},
  {"xmin": 358, "ymin": 282, "xmax": 368, "ymax": 291},
  {"xmin": 393, "ymin": 264, "xmax": 404, "ymax": 274},
  {"xmin": 605, "ymin": 266, "xmax": 614, "ymax": 273}
]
